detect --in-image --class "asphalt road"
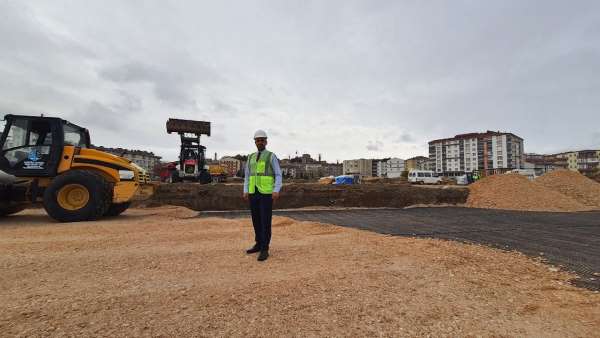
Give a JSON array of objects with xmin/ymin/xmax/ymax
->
[{"xmin": 202, "ymin": 207, "xmax": 600, "ymax": 290}]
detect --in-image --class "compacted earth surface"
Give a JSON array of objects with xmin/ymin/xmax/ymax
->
[{"xmin": 1, "ymin": 206, "xmax": 599, "ymax": 337}]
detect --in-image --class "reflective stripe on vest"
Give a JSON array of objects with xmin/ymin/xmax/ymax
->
[{"xmin": 248, "ymin": 150, "xmax": 274, "ymax": 194}]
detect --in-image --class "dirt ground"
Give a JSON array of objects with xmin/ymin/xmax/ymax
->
[{"xmin": 1, "ymin": 207, "xmax": 599, "ymax": 337}]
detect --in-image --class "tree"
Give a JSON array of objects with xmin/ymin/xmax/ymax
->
[{"xmin": 233, "ymin": 154, "xmax": 248, "ymax": 162}]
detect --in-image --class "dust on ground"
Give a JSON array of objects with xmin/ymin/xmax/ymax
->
[{"xmin": 1, "ymin": 206, "xmax": 599, "ymax": 337}]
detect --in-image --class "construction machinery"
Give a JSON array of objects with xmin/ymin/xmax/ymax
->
[
  {"xmin": 0, "ymin": 114, "xmax": 154, "ymax": 222},
  {"xmin": 159, "ymin": 161, "xmax": 227, "ymax": 183},
  {"xmin": 207, "ymin": 164, "xmax": 227, "ymax": 183},
  {"xmin": 165, "ymin": 118, "xmax": 212, "ymax": 184}
]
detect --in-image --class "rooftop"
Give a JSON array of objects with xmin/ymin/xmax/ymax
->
[{"xmin": 429, "ymin": 130, "xmax": 524, "ymax": 144}]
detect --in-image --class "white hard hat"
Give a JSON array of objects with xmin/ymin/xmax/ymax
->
[{"xmin": 253, "ymin": 129, "xmax": 268, "ymax": 139}]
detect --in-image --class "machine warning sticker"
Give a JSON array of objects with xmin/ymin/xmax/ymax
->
[{"xmin": 23, "ymin": 149, "xmax": 45, "ymax": 170}]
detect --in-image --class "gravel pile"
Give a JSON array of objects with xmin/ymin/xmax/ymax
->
[
  {"xmin": 535, "ymin": 170, "xmax": 600, "ymax": 208},
  {"xmin": 466, "ymin": 174, "xmax": 592, "ymax": 212}
]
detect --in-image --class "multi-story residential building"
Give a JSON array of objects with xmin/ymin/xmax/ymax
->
[
  {"xmin": 94, "ymin": 146, "xmax": 162, "ymax": 177},
  {"xmin": 346, "ymin": 158, "xmax": 405, "ymax": 178},
  {"xmin": 371, "ymin": 159, "xmax": 378, "ymax": 177},
  {"xmin": 279, "ymin": 162, "xmax": 342, "ymax": 179},
  {"xmin": 280, "ymin": 163, "xmax": 301, "ymax": 178},
  {"xmin": 386, "ymin": 158, "xmax": 405, "ymax": 178},
  {"xmin": 305, "ymin": 164, "xmax": 323, "ymax": 178},
  {"xmin": 428, "ymin": 131, "xmax": 524, "ymax": 177},
  {"xmin": 567, "ymin": 153, "xmax": 577, "ymax": 171},
  {"xmin": 375, "ymin": 158, "xmax": 389, "ymax": 177},
  {"xmin": 525, "ymin": 150, "xmax": 599, "ymax": 177},
  {"xmin": 219, "ymin": 157, "xmax": 242, "ymax": 177},
  {"xmin": 280, "ymin": 153, "xmax": 343, "ymax": 179},
  {"xmin": 524, "ymin": 153, "xmax": 567, "ymax": 176},
  {"xmin": 321, "ymin": 163, "xmax": 343, "ymax": 177},
  {"xmin": 566, "ymin": 150, "xmax": 600, "ymax": 175},
  {"xmin": 405, "ymin": 156, "xmax": 429, "ymax": 171},
  {"xmin": 343, "ymin": 159, "xmax": 373, "ymax": 178}
]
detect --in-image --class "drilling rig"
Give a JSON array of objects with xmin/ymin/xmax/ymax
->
[{"xmin": 165, "ymin": 118, "xmax": 212, "ymax": 184}]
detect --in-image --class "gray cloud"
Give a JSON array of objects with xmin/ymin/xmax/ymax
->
[
  {"xmin": 99, "ymin": 61, "xmax": 219, "ymax": 108},
  {"xmin": 395, "ymin": 133, "xmax": 415, "ymax": 143},
  {"xmin": 592, "ymin": 132, "xmax": 600, "ymax": 145},
  {"xmin": 1, "ymin": 1, "xmax": 599, "ymax": 162},
  {"xmin": 111, "ymin": 91, "xmax": 142, "ymax": 112},
  {"xmin": 268, "ymin": 130, "xmax": 282, "ymax": 137},
  {"xmin": 74, "ymin": 101, "xmax": 123, "ymax": 131},
  {"xmin": 366, "ymin": 140, "xmax": 384, "ymax": 152},
  {"xmin": 209, "ymin": 99, "xmax": 237, "ymax": 117}
]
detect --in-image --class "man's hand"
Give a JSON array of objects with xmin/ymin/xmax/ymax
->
[
  {"xmin": 243, "ymin": 193, "xmax": 249, "ymax": 201},
  {"xmin": 272, "ymin": 192, "xmax": 280, "ymax": 201}
]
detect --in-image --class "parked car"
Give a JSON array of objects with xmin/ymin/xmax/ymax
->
[{"xmin": 408, "ymin": 170, "xmax": 442, "ymax": 184}]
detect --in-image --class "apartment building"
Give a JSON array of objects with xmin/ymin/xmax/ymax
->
[
  {"xmin": 523, "ymin": 153, "xmax": 567, "ymax": 176},
  {"xmin": 280, "ymin": 162, "xmax": 342, "ymax": 179},
  {"xmin": 386, "ymin": 158, "xmax": 405, "ymax": 178},
  {"xmin": 428, "ymin": 131, "xmax": 524, "ymax": 176},
  {"xmin": 94, "ymin": 146, "xmax": 162, "ymax": 176},
  {"xmin": 343, "ymin": 159, "xmax": 373, "ymax": 178},
  {"xmin": 375, "ymin": 158, "xmax": 389, "ymax": 177},
  {"xmin": 405, "ymin": 156, "xmax": 429, "ymax": 171},
  {"xmin": 321, "ymin": 163, "xmax": 343, "ymax": 177},
  {"xmin": 219, "ymin": 157, "xmax": 242, "ymax": 177},
  {"xmin": 566, "ymin": 150, "xmax": 600, "ymax": 174}
]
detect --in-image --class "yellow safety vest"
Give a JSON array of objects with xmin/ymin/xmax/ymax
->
[{"xmin": 248, "ymin": 150, "xmax": 274, "ymax": 194}]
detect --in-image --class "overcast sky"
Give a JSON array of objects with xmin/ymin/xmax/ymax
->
[{"xmin": 1, "ymin": 1, "xmax": 599, "ymax": 162}]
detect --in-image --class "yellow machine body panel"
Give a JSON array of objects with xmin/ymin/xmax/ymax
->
[
  {"xmin": 18, "ymin": 146, "xmax": 154, "ymax": 203},
  {"xmin": 57, "ymin": 146, "xmax": 76, "ymax": 173},
  {"xmin": 56, "ymin": 147, "xmax": 153, "ymax": 203},
  {"xmin": 208, "ymin": 164, "xmax": 226, "ymax": 175}
]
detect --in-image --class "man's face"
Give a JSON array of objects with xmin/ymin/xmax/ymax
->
[{"xmin": 254, "ymin": 137, "xmax": 267, "ymax": 151}]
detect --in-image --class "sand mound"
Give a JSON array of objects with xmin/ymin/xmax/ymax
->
[
  {"xmin": 591, "ymin": 171, "xmax": 600, "ymax": 183},
  {"xmin": 535, "ymin": 170, "xmax": 600, "ymax": 208},
  {"xmin": 129, "ymin": 205, "xmax": 199, "ymax": 219},
  {"xmin": 466, "ymin": 174, "xmax": 592, "ymax": 212}
]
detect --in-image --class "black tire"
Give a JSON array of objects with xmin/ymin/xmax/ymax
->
[
  {"xmin": 0, "ymin": 204, "xmax": 27, "ymax": 216},
  {"xmin": 198, "ymin": 170, "xmax": 211, "ymax": 184},
  {"xmin": 171, "ymin": 171, "xmax": 182, "ymax": 183},
  {"xmin": 104, "ymin": 201, "xmax": 131, "ymax": 217},
  {"xmin": 43, "ymin": 170, "xmax": 113, "ymax": 222}
]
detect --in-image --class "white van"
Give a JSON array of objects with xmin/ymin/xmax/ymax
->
[{"xmin": 408, "ymin": 170, "xmax": 442, "ymax": 184}]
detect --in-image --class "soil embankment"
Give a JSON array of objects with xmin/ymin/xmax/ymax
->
[{"xmin": 149, "ymin": 183, "xmax": 469, "ymax": 211}]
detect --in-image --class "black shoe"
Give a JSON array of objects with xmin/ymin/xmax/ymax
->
[
  {"xmin": 246, "ymin": 245, "xmax": 260, "ymax": 254},
  {"xmin": 257, "ymin": 250, "xmax": 269, "ymax": 261}
]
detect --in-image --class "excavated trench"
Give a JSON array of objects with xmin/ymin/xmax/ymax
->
[{"xmin": 147, "ymin": 183, "xmax": 469, "ymax": 211}]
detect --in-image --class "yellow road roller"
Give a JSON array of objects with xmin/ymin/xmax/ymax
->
[{"xmin": 0, "ymin": 114, "xmax": 154, "ymax": 222}]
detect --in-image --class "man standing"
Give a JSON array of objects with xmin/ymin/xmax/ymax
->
[{"xmin": 243, "ymin": 130, "xmax": 282, "ymax": 261}]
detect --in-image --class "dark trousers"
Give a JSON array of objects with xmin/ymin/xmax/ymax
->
[{"xmin": 249, "ymin": 191, "xmax": 273, "ymax": 251}]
